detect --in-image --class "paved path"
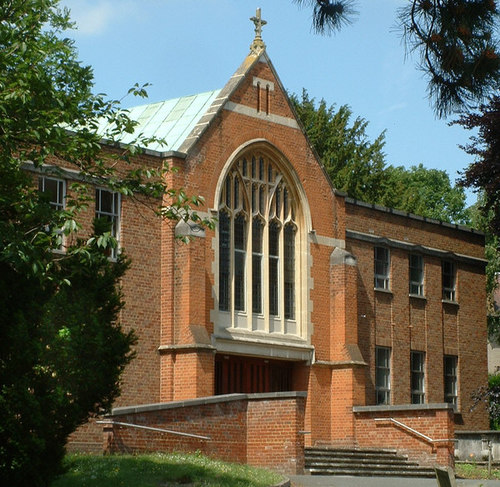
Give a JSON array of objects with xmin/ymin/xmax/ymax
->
[{"xmin": 289, "ymin": 475, "xmax": 500, "ymax": 487}]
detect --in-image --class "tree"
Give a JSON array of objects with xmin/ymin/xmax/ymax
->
[
  {"xmin": 291, "ymin": 90, "xmax": 469, "ymax": 224},
  {"xmin": 294, "ymin": 0, "xmax": 500, "ymax": 117},
  {"xmin": 382, "ymin": 164, "xmax": 469, "ymax": 223},
  {"xmin": 457, "ymin": 96, "xmax": 500, "ymax": 234},
  {"xmin": 457, "ymin": 97, "xmax": 500, "ymax": 342},
  {"xmin": 290, "ymin": 90, "xmax": 387, "ymax": 203},
  {"xmin": 468, "ymin": 198, "xmax": 500, "ymax": 342},
  {"xmin": 472, "ymin": 373, "xmax": 500, "ymax": 429},
  {"xmin": 0, "ymin": 1, "xmax": 212, "ymax": 485}
]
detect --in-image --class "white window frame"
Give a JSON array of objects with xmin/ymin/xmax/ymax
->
[
  {"xmin": 95, "ymin": 188, "xmax": 121, "ymax": 260},
  {"xmin": 375, "ymin": 346, "xmax": 391, "ymax": 405},
  {"xmin": 411, "ymin": 351, "xmax": 425, "ymax": 404},
  {"xmin": 442, "ymin": 260, "xmax": 456, "ymax": 302},
  {"xmin": 374, "ymin": 247, "xmax": 390, "ymax": 290},
  {"xmin": 444, "ymin": 355, "xmax": 458, "ymax": 407},
  {"xmin": 409, "ymin": 254, "xmax": 424, "ymax": 296},
  {"xmin": 39, "ymin": 175, "xmax": 66, "ymax": 251}
]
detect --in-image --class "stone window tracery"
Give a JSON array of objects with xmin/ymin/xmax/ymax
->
[{"xmin": 217, "ymin": 152, "xmax": 300, "ymax": 336}]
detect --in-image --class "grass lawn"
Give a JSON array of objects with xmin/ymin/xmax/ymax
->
[
  {"xmin": 51, "ymin": 452, "xmax": 284, "ymax": 487},
  {"xmin": 456, "ymin": 462, "xmax": 500, "ymax": 480}
]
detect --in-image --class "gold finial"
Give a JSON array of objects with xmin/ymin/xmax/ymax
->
[{"xmin": 250, "ymin": 8, "xmax": 266, "ymax": 54}]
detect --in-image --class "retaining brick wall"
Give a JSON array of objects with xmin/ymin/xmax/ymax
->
[
  {"xmin": 353, "ymin": 404, "xmax": 455, "ymax": 467},
  {"xmin": 102, "ymin": 392, "xmax": 306, "ymax": 475}
]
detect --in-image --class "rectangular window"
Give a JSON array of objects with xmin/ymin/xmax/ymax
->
[
  {"xmin": 411, "ymin": 351, "xmax": 425, "ymax": 404},
  {"xmin": 409, "ymin": 254, "xmax": 424, "ymax": 296},
  {"xmin": 95, "ymin": 188, "xmax": 120, "ymax": 259},
  {"xmin": 442, "ymin": 261, "xmax": 456, "ymax": 301},
  {"xmin": 444, "ymin": 355, "xmax": 458, "ymax": 406},
  {"xmin": 39, "ymin": 176, "xmax": 65, "ymax": 210},
  {"xmin": 375, "ymin": 346, "xmax": 391, "ymax": 405},
  {"xmin": 39, "ymin": 176, "xmax": 65, "ymax": 250},
  {"xmin": 374, "ymin": 247, "xmax": 390, "ymax": 290}
]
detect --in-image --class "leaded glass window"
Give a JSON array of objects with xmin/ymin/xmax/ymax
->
[{"xmin": 217, "ymin": 152, "xmax": 300, "ymax": 336}]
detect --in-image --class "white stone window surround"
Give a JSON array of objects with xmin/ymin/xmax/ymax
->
[{"xmin": 211, "ymin": 140, "xmax": 313, "ymax": 349}]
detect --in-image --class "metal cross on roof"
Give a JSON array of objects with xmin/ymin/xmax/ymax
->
[{"xmin": 250, "ymin": 8, "xmax": 267, "ymax": 54}]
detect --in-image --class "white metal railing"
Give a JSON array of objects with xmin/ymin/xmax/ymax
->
[
  {"xmin": 373, "ymin": 418, "xmax": 453, "ymax": 445},
  {"xmin": 97, "ymin": 420, "xmax": 211, "ymax": 440}
]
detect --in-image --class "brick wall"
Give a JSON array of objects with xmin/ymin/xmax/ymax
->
[
  {"xmin": 353, "ymin": 404, "xmax": 455, "ymax": 467},
  {"xmin": 346, "ymin": 201, "xmax": 489, "ymax": 430},
  {"xmin": 102, "ymin": 392, "xmax": 306, "ymax": 475},
  {"xmin": 63, "ymin": 50, "xmax": 489, "ymax": 461}
]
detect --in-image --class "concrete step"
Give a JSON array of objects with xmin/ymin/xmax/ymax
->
[
  {"xmin": 305, "ymin": 458, "xmax": 419, "ymax": 468},
  {"xmin": 306, "ymin": 467, "xmax": 436, "ymax": 478},
  {"xmin": 304, "ymin": 447, "xmax": 436, "ymax": 478}
]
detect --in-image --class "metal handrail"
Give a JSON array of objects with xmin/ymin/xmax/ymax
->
[
  {"xmin": 373, "ymin": 418, "xmax": 453, "ymax": 445},
  {"xmin": 97, "ymin": 420, "xmax": 211, "ymax": 440}
]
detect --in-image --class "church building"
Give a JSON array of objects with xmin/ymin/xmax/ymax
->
[{"xmin": 65, "ymin": 11, "xmax": 488, "ymax": 474}]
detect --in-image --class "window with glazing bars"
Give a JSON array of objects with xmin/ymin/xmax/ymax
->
[
  {"xmin": 374, "ymin": 247, "xmax": 390, "ymax": 290},
  {"xmin": 375, "ymin": 346, "xmax": 391, "ymax": 405},
  {"xmin": 442, "ymin": 260, "xmax": 456, "ymax": 301},
  {"xmin": 95, "ymin": 188, "xmax": 120, "ymax": 259},
  {"xmin": 39, "ymin": 176, "xmax": 65, "ymax": 250},
  {"xmin": 218, "ymin": 154, "xmax": 298, "ymax": 333},
  {"xmin": 409, "ymin": 254, "xmax": 424, "ymax": 296},
  {"xmin": 444, "ymin": 355, "xmax": 458, "ymax": 406},
  {"xmin": 411, "ymin": 351, "xmax": 425, "ymax": 404}
]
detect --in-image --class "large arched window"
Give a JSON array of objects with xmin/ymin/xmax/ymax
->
[{"xmin": 217, "ymin": 152, "xmax": 301, "ymax": 336}]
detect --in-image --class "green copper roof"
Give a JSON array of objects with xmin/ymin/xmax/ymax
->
[{"xmin": 99, "ymin": 89, "xmax": 221, "ymax": 153}]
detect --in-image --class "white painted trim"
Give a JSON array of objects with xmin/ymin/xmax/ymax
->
[
  {"xmin": 224, "ymin": 101, "xmax": 299, "ymax": 129},
  {"xmin": 252, "ymin": 77, "xmax": 275, "ymax": 91}
]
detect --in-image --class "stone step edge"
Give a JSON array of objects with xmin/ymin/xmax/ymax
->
[{"xmin": 306, "ymin": 469, "xmax": 435, "ymax": 478}]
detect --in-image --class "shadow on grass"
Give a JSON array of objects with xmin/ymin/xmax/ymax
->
[{"xmin": 52, "ymin": 453, "xmax": 282, "ymax": 487}]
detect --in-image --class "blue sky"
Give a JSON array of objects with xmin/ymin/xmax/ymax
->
[{"xmin": 60, "ymin": 0, "xmax": 478, "ymax": 203}]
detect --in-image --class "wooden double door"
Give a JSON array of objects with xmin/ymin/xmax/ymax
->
[{"xmin": 215, "ymin": 354, "xmax": 293, "ymax": 395}]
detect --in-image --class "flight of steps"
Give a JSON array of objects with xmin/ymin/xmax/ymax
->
[{"xmin": 305, "ymin": 447, "xmax": 436, "ymax": 477}]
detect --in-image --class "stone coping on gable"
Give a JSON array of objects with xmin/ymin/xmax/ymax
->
[
  {"xmin": 110, "ymin": 391, "xmax": 308, "ymax": 416},
  {"xmin": 353, "ymin": 403, "xmax": 454, "ymax": 413}
]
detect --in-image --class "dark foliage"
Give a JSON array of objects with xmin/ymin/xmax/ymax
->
[
  {"xmin": 472, "ymin": 373, "xmax": 500, "ymax": 429},
  {"xmin": 0, "ymin": 1, "xmax": 212, "ymax": 485},
  {"xmin": 294, "ymin": 0, "xmax": 358, "ymax": 33},
  {"xmin": 0, "ymin": 244, "xmax": 135, "ymax": 487},
  {"xmin": 294, "ymin": 1, "xmax": 500, "ymax": 117},
  {"xmin": 457, "ymin": 96, "xmax": 500, "ymax": 235}
]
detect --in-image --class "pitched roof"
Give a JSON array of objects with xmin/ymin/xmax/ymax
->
[
  {"xmin": 97, "ymin": 89, "xmax": 221, "ymax": 153},
  {"xmin": 99, "ymin": 50, "xmax": 273, "ymax": 157}
]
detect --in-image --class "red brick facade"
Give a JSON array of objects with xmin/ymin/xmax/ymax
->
[
  {"xmin": 353, "ymin": 405, "xmax": 455, "ymax": 467},
  {"xmin": 101, "ymin": 393, "xmax": 306, "ymax": 475},
  {"xmin": 62, "ymin": 48, "xmax": 488, "ymax": 471}
]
